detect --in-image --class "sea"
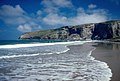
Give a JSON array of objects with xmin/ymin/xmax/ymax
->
[{"xmin": 0, "ymin": 40, "xmax": 112, "ymax": 81}]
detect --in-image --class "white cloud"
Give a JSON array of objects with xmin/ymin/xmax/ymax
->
[
  {"xmin": 17, "ymin": 24, "xmax": 32, "ymax": 32},
  {"xmin": 52, "ymin": 0, "xmax": 73, "ymax": 7},
  {"xmin": 41, "ymin": 0, "xmax": 59, "ymax": 13},
  {"xmin": 43, "ymin": 5, "xmax": 108, "ymax": 26},
  {"xmin": 69, "ymin": 13, "xmax": 107, "ymax": 25},
  {"xmin": 0, "ymin": 5, "xmax": 25, "ymax": 16},
  {"xmin": 88, "ymin": 4, "xmax": 97, "ymax": 9},
  {"xmin": 3, "ymin": 16, "xmax": 30, "ymax": 25},
  {"xmin": 42, "ymin": 0, "xmax": 73, "ymax": 8},
  {"xmin": 42, "ymin": 1, "xmax": 108, "ymax": 27},
  {"xmin": 41, "ymin": 0, "xmax": 73, "ymax": 14},
  {"xmin": 0, "ymin": 5, "xmax": 41, "ymax": 32},
  {"xmin": 43, "ymin": 13, "xmax": 67, "ymax": 25},
  {"xmin": 0, "ymin": 3, "xmax": 110, "ymax": 32},
  {"xmin": 0, "ymin": 5, "xmax": 29, "ymax": 25},
  {"xmin": 69, "ymin": 7, "xmax": 108, "ymax": 25}
]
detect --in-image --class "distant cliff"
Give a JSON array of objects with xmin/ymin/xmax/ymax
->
[{"xmin": 19, "ymin": 20, "xmax": 120, "ymax": 41}]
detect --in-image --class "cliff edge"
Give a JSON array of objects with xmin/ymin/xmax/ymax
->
[{"xmin": 19, "ymin": 20, "xmax": 120, "ymax": 41}]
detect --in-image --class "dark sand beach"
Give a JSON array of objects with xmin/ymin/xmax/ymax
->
[{"xmin": 91, "ymin": 42, "xmax": 120, "ymax": 81}]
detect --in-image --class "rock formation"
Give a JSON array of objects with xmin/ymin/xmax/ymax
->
[{"xmin": 19, "ymin": 20, "xmax": 120, "ymax": 41}]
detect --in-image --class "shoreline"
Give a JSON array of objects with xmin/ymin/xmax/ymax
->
[
  {"xmin": 0, "ymin": 41, "xmax": 120, "ymax": 81},
  {"xmin": 67, "ymin": 43, "xmax": 112, "ymax": 81},
  {"xmin": 0, "ymin": 40, "xmax": 91, "ymax": 49},
  {"xmin": 91, "ymin": 42, "xmax": 120, "ymax": 81}
]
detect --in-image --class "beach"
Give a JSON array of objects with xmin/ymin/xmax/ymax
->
[
  {"xmin": 0, "ymin": 41, "xmax": 112, "ymax": 81},
  {"xmin": 66, "ymin": 43, "xmax": 112, "ymax": 81},
  {"xmin": 91, "ymin": 42, "xmax": 120, "ymax": 81}
]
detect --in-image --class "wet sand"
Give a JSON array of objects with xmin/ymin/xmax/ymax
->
[{"xmin": 91, "ymin": 42, "xmax": 120, "ymax": 81}]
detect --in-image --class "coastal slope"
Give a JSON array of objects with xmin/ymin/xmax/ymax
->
[{"xmin": 19, "ymin": 20, "xmax": 120, "ymax": 41}]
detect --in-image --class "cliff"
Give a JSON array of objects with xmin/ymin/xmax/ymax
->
[{"xmin": 19, "ymin": 20, "xmax": 120, "ymax": 41}]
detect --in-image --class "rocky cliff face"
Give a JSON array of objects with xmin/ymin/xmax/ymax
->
[
  {"xmin": 19, "ymin": 20, "xmax": 120, "ymax": 41},
  {"xmin": 91, "ymin": 20, "xmax": 120, "ymax": 41}
]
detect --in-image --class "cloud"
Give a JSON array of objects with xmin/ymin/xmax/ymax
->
[
  {"xmin": 17, "ymin": 21, "xmax": 42, "ymax": 32},
  {"xmin": 0, "ymin": 5, "xmax": 25, "ymax": 16},
  {"xmin": 0, "ymin": 5, "xmax": 30, "ymax": 25},
  {"xmin": 17, "ymin": 24, "xmax": 32, "ymax": 32},
  {"xmin": 88, "ymin": 4, "xmax": 97, "ymax": 9},
  {"xmin": 41, "ymin": 0, "xmax": 73, "ymax": 14},
  {"xmin": 70, "ymin": 7, "xmax": 108, "ymax": 25},
  {"xmin": 41, "ymin": 0, "xmax": 59, "ymax": 14},
  {"xmin": 52, "ymin": 0, "xmax": 73, "ymax": 7},
  {"xmin": 37, "ymin": 10, "xmax": 42, "ymax": 16},
  {"xmin": 43, "ymin": 13, "xmax": 67, "ymax": 25},
  {"xmin": 42, "ymin": 0, "xmax": 73, "ymax": 8},
  {"xmin": 0, "ymin": 2, "xmax": 110, "ymax": 32},
  {"xmin": 0, "ymin": 5, "xmax": 41, "ymax": 32},
  {"xmin": 43, "ymin": 4, "xmax": 108, "ymax": 26},
  {"xmin": 69, "ymin": 12, "xmax": 107, "ymax": 25}
]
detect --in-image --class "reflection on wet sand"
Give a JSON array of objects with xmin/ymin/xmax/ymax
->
[
  {"xmin": 92, "ymin": 42, "xmax": 120, "ymax": 81},
  {"xmin": 95, "ymin": 42, "xmax": 120, "ymax": 50}
]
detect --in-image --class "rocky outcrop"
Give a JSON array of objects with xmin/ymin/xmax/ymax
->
[
  {"xmin": 91, "ymin": 23, "xmax": 113, "ymax": 40},
  {"xmin": 19, "ymin": 20, "xmax": 120, "ymax": 41},
  {"xmin": 91, "ymin": 20, "xmax": 120, "ymax": 41}
]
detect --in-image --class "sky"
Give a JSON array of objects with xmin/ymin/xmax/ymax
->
[{"xmin": 0, "ymin": 0, "xmax": 120, "ymax": 40}]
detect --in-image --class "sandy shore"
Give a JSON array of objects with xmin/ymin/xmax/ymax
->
[
  {"xmin": 0, "ymin": 42, "xmax": 119, "ymax": 81},
  {"xmin": 91, "ymin": 42, "xmax": 120, "ymax": 81}
]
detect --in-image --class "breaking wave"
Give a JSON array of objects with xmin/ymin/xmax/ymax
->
[{"xmin": 0, "ymin": 40, "xmax": 112, "ymax": 81}]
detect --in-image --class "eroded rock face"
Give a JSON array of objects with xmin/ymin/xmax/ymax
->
[
  {"xmin": 91, "ymin": 20, "xmax": 120, "ymax": 40},
  {"xmin": 91, "ymin": 23, "xmax": 113, "ymax": 40},
  {"xmin": 19, "ymin": 20, "xmax": 120, "ymax": 41},
  {"xmin": 111, "ymin": 21, "xmax": 120, "ymax": 38}
]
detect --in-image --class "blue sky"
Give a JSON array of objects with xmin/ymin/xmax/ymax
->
[{"xmin": 0, "ymin": 0, "xmax": 120, "ymax": 40}]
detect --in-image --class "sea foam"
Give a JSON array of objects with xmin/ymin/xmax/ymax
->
[
  {"xmin": 4, "ymin": 46, "xmax": 112, "ymax": 81},
  {"xmin": 0, "ymin": 40, "xmax": 92, "ymax": 49},
  {"xmin": 0, "ymin": 40, "xmax": 112, "ymax": 81},
  {"xmin": 0, "ymin": 53, "xmax": 40, "ymax": 59}
]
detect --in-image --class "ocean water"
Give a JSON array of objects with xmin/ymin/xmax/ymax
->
[{"xmin": 0, "ymin": 40, "xmax": 112, "ymax": 81}]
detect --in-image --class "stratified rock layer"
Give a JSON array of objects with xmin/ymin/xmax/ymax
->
[{"xmin": 19, "ymin": 20, "xmax": 120, "ymax": 41}]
